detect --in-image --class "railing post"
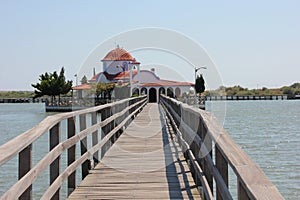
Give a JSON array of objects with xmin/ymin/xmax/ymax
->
[
  {"xmin": 110, "ymin": 105, "xmax": 117, "ymax": 144},
  {"xmin": 67, "ymin": 117, "xmax": 76, "ymax": 196},
  {"xmin": 91, "ymin": 112, "xmax": 99, "ymax": 165},
  {"xmin": 101, "ymin": 107, "xmax": 109, "ymax": 158},
  {"xmin": 202, "ymin": 125, "xmax": 213, "ymax": 192},
  {"xmin": 238, "ymin": 180, "xmax": 250, "ymax": 200},
  {"xmin": 79, "ymin": 114, "xmax": 89, "ymax": 179},
  {"xmin": 18, "ymin": 144, "xmax": 32, "ymax": 200},
  {"xmin": 115, "ymin": 103, "xmax": 122, "ymax": 139},
  {"xmin": 50, "ymin": 123, "xmax": 60, "ymax": 200},
  {"xmin": 216, "ymin": 146, "xmax": 228, "ymax": 200},
  {"xmin": 107, "ymin": 106, "xmax": 114, "ymax": 145}
]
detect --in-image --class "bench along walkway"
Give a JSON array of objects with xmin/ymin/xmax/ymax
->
[{"xmin": 68, "ymin": 103, "xmax": 201, "ymax": 199}]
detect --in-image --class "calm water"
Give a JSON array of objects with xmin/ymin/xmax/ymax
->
[
  {"xmin": 0, "ymin": 101, "xmax": 299, "ymax": 199},
  {"xmin": 207, "ymin": 100, "xmax": 300, "ymax": 199}
]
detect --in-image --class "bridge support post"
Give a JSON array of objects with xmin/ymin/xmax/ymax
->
[
  {"xmin": 201, "ymin": 124, "xmax": 213, "ymax": 193},
  {"xmin": 216, "ymin": 146, "xmax": 228, "ymax": 200},
  {"xmin": 50, "ymin": 123, "xmax": 60, "ymax": 200},
  {"xmin": 101, "ymin": 107, "xmax": 109, "ymax": 158},
  {"xmin": 19, "ymin": 144, "xmax": 32, "ymax": 200},
  {"xmin": 67, "ymin": 117, "xmax": 76, "ymax": 196},
  {"xmin": 79, "ymin": 114, "xmax": 89, "ymax": 180},
  {"xmin": 91, "ymin": 112, "xmax": 99, "ymax": 166},
  {"xmin": 238, "ymin": 180, "xmax": 250, "ymax": 200},
  {"xmin": 110, "ymin": 105, "xmax": 116, "ymax": 144}
]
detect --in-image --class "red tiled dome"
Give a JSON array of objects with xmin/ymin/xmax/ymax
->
[{"xmin": 102, "ymin": 47, "xmax": 135, "ymax": 61}]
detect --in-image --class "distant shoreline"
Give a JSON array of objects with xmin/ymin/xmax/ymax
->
[
  {"xmin": 0, "ymin": 91, "xmax": 34, "ymax": 99},
  {"xmin": 1, "ymin": 82, "xmax": 299, "ymax": 99}
]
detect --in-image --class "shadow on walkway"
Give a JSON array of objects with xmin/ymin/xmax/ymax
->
[{"xmin": 159, "ymin": 104, "xmax": 198, "ymax": 200}]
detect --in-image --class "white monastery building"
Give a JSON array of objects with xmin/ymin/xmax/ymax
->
[{"xmin": 73, "ymin": 47, "xmax": 194, "ymax": 103}]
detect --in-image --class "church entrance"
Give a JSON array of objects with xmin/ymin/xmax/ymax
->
[{"xmin": 149, "ymin": 88, "xmax": 157, "ymax": 103}]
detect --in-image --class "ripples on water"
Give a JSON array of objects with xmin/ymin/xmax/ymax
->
[
  {"xmin": 207, "ymin": 100, "xmax": 300, "ymax": 199},
  {"xmin": 0, "ymin": 101, "xmax": 299, "ymax": 199}
]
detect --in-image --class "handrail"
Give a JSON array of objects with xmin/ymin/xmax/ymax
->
[
  {"xmin": 0, "ymin": 97, "xmax": 138, "ymax": 166},
  {"xmin": 41, "ymin": 100, "xmax": 147, "ymax": 199},
  {"xmin": 161, "ymin": 101, "xmax": 215, "ymax": 200},
  {"xmin": 0, "ymin": 96, "xmax": 147, "ymax": 199},
  {"xmin": 160, "ymin": 95, "xmax": 284, "ymax": 200}
]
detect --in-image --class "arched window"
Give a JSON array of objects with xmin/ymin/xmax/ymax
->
[
  {"xmin": 132, "ymin": 88, "xmax": 139, "ymax": 96},
  {"xmin": 159, "ymin": 87, "xmax": 166, "ymax": 95},
  {"xmin": 167, "ymin": 87, "xmax": 174, "ymax": 98},
  {"xmin": 141, "ymin": 87, "xmax": 148, "ymax": 95}
]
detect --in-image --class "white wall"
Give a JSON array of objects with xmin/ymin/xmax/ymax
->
[{"xmin": 133, "ymin": 71, "xmax": 159, "ymax": 83}]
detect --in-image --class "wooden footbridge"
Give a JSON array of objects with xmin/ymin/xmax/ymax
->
[{"xmin": 0, "ymin": 95, "xmax": 283, "ymax": 200}]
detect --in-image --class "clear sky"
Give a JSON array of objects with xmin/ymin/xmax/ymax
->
[{"xmin": 0, "ymin": 0, "xmax": 299, "ymax": 90}]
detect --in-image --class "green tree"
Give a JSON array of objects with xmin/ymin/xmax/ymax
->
[
  {"xmin": 32, "ymin": 67, "xmax": 72, "ymax": 104},
  {"xmin": 81, "ymin": 75, "xmax": 88, "ymax": 84},
  {"xmin": 95, "ymin": 82, "xmax": 115, "ymax": 102},
  {"xmin": 195, "ymin": 74, "xmax": 205, "ymax": 94},
  {"xmin": 56, "ymin": 67, "xmax": 73, "ymax": 102},
  {"xmin": 290, "ymin": 83, "xmax": 300, "ymax": 89},
  {"xmin": 282, "ymin": 86, "xmax": 294, "ymax": 99}
]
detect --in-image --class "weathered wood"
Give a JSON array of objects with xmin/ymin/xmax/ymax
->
[
  {"xmin": 41, "ymin": 99, "xmax": 147, "ymax": 200},
  {"xmin": 0, "ymin": 96, "xmax": 146, "ymax": 168},
  {"xmin": 238, "ymin": 180, "xmax": 250, "ymax": 200},
  {"xmin": 161, "ymin": 100, "xmax": 214, "ymax": 200},
  {"xmin": 101, "ymin": 107, "xmax": 109, "ymax": 158},
  {"xmin": 50, "ymin": 123, "xmax": 60, "ymax": 200},
  {"xmin": 68, "ymin": 104, "xmax": 201, "ymax": 200},
  {"xmin": 0, "ymin": 96, "xmax": 146, "ymax": 199},
  {"xmin": 79, "ymin": 114, "xmax": 89, "ymax": 180},
  {"xmin": 1, "ymin": 94, "xmax": 284, "ymax": 200},
  {"xmin": 216, "ymin": 146, "xmax": 228, "ymax": 200},
  {"xmin": 91, "ymin": 112, "xmax": 99, "ymax": 166},
  {"xmin": 67, "ymin": 117, "xmax": 76, "ymax": 196},
  {"xmin": 203, "ymin": 130, "xmax": 213, "ymax": 192},
  {"xmin": 3, "ymin": 98, "xmax": 144, "ymax": 199},
  {"xmin": 162, "ymin": 97, "xmax": 234, "ymax": 200},
  {"xmin": 18, "ymin": 144, "xmax": 32, "ymax": 200},
  {"xmin": 161, "ymin": 95, "xmax": 284, "ymax": 200}
]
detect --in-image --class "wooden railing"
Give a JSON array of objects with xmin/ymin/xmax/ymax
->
[
  {"xmin": 0, "ymin": 96, "xmax": 147, "ymax": 200},
  {"xmin": 160, "ymin": 95, "xmax": 284, "ymax": 200}
]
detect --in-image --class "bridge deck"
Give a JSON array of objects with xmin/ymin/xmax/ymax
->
[{"xmin": 68, "ymin": 103, "xmax": 201, "ymax": 199}]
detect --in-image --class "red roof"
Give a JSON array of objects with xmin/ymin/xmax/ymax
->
[
  {"xmin": 90, "ymin": 74, "xmax": 99, "ymax": 82},
  {"xmin": 102, "ymin": 47, "xmax": 135, "ymax": 61},
  {"xmin": 140, "ymin": 80, "xmax": 194, "ymax": 87},
  {"xmin": 131, "ymin": 61, "xmax": 140, "ymax": 64},
  {"xmin": 72, "ymin": 83, "xmax": 92, "ymax": 90},
  {"xmin": 90, "ymin": 70, "xmax": 139, "ymax": 82},
  {"xmin": 113, "ymin": 70, "xmax": 138, "ymax": 80}
]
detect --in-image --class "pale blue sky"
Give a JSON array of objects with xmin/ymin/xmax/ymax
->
[{"xmin": 0, "ymin": 0, "xmax": 299, "ymax": 90}]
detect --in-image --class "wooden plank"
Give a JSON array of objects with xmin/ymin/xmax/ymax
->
[
  {"xmin": 67, "ymin": 117, "xmax": 76, "ymax": 196},
  {"xmin": 79, "ymin": 114, "xmax": 89, "ymax": 180},
  {"xmin": 238, "ymin": 180, "xmax": 250, "ymax": 200},
  {"xmin": 161, "ymin": 95, "xmax": 284, "ymax": 200},
  {"xmin": 68, "ymin": 104, "xmax": 201, "ymax": 200},
  {"xmin": 0, "ymin": 97, "xmax": 147, "ymax": 200},
  {"xmin": 91, "ymin": 112, "xmax": 99, "ymax": 165},
  {"xmin": 216, "ymin": 146, "xmax": 228, "ymax": 200},
  {"xmin": 49, "ymin": 123, "xmax": 60, "ymax": 200},
  {"xmin": 101, "ymin": 107, "xmax": 110, "ymax": 158},
  {"xmin": 40, "ymin": 100, "xmax": 147, "ymax": 200},
  {"xmin": 18, "ymin": 144, "xmax": 32, "ymax": 200},
  {"xmin": 0, "ymin": 96, "xmax": 146, "ymax": 168},
  {"xmin": 161, "ymin": 101, "xmax": 214, "ymax": 200}
]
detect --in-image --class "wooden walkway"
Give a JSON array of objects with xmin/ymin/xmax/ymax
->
[{"xmin": 68, "ymin": 103, "xmax": 201, "ymax": 199}]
